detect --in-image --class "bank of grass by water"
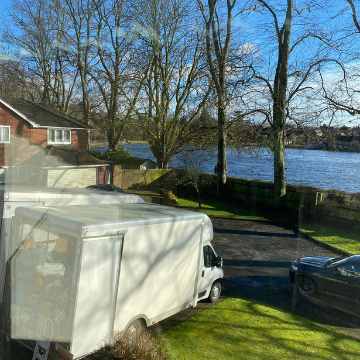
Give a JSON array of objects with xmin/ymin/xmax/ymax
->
[
  {"xmin": 297, "ymin": 223, "xmax": 360, "ymax": 255},
  {"xmin": 177, "ymin": 197, "xmax": 271, "ymax": 221},
  {"xmin": 127, "ymin": 189, "xmax": 360, "ymax": 254},
  {"xmin": 178, "ymin": 198, "xmax": 360, "ymax": 254},
  {"xmin": 161, "ymin": 297, "xmax": 360, "ymax": 360}
]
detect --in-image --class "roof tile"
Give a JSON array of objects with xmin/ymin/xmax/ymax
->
[{"xmin": 1, "ymin": 99, "xmax": 92, "ymax": 129}]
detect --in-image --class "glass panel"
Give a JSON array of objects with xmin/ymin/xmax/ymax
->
[
  {"xmin": 64, "ymin": 130, "xmax": 70, "ymax": 143},
  {"xmin": 48, "ymin": 129, "xmax": 55, "ymax": 143},
  {"xmin": 0, "ymin": 168, "xmax": 5, "ymax": 182},
  {"xmin": 203, "ymin": 245, "xmax": 216, "ymax": 268},
  {"xmin": 18, "ymin": 167, "xmax": 27, "ymax": 180},
  {"xmin": 2, "ymin": 126, "xmax": 10, "ymax": 142},
  {"xmin": 56, "ymin": 130, "xmax": 63, "ymax": 143},
  {"xmin": 339, "ymin": 264, "xmax": 360, "ymax": 277},
  {"xmin": 8, "ymin": 167, "xmax": 17, "ymax": 181},
  {"xmin": 8, "ymin": 220, "xmax": 77, "ymax": 343}
]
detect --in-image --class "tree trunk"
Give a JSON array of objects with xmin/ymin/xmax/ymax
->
[
  {"xmin": 273, "ymin": 129, "xmax": 286, "ymax": 208},
  {"xmin": 217, "ymin": 99, "xmax": 227, "ymax": 196},
  {"xmin": 108, "ymin": 128, "xmax": 117, "ymax": 153},
  {"xmin": 155, "ymin": 158, "xmax": 169, "ymax": 169},
  {"xmin": 271, "ymin": 0, "xmax": 292, "ymax": 208},
  {"xmin": 195, "ymin": 186, "xmax": 202, "ymax": 208}
]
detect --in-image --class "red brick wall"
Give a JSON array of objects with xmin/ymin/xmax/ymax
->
[
  {"xmin": 72, "ymin": 130, "xmax": 88, "ymax": 152},
  {"xmin": 0, "ymin": 105, "xmax": 89, "ymax": 166},
  {"xmin": 97, "ymin": 166, "xmax": 106, "ymax": 184},
  {"xmin": 0, "ymin": 106, "xmax": 38, "ymax": 166}
]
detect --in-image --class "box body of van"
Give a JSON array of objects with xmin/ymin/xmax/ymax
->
[
  {"xmin": 0, "ymin": 186, "xmax": 144, "ymax": 303},
  {"xmin": 2, "ymin": 203, "xmax": 223, "ymax": 359}
]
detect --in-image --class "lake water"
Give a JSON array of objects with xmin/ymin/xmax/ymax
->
[{"xmin": 119, "ymin": 143, "xmax": 360, "ymax": 194}]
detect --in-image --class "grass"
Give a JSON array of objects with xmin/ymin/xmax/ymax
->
[
  {"xmin": 127, "ymin": 189, "xmax": 360, "ymax": 254},
  {"xmin": 177, "ymin": 197, "xmax": 360, "ymax": 255},
  {"xmin": 89, "ymin": 140, "xmax": 148, "ymax": 148},
  {"xmin": 177, "ymin": 197, "xmax": 272, "ymax": 221},
  {"xmin": 298, "ymin": 223, "xmax": 360, "ymax": 254},
  {"xmin": 160, "ymin": 298, "xmax": 360, "ymax": 360}
]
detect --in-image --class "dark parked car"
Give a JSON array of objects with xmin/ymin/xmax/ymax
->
[
  {"xmin": 86, "ymin": 184, "xmax": 124, "ymax": 193},
  {"xmin": 289, "ymin": 254, "xmax": 360, "ymax": 301}
]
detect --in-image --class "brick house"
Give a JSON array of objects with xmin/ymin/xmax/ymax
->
[{"xmin": 0, "ymin": 99, "xmax": 106, "ymax": 186}]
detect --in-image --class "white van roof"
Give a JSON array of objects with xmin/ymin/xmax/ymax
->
[
  {"xmin": 0, "ymin": 186, "xmax": 144, "ymax": 204},
  {"xmin": 15, "ymin": 203, "xmax": 213, "ymax": 240}
]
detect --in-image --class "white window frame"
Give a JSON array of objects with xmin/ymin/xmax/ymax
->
[
  {"xmin": 0, "ymin": 126, "xmax": 10, "ymax": 143},
  {"xmin": 48, "ymin": 128, "xmax": 71, "ymax": 145}
]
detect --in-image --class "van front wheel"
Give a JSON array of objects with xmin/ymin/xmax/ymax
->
[{"xmin": 209, "ymin": 281, "xmax": 221, "ymax": 302}]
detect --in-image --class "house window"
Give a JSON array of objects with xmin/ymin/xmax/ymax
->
[
  {"xmin": 0, "ymin": 166, "xmax": 27, "ymax": 183},
  {"xmin": 48, "ymin": 129, "xmax": 71, "ymax": 144},
  {"xmin": 0, "ymin": 126, "xmax": 10, "ymax": 143}
]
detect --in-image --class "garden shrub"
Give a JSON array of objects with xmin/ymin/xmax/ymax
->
[
  {"xmin": 88, "ymin": 146, "xmax": 132, "ymax": 163},
  {"xmin": 164, "ymin": 191, "xmax": 178, "ymax": 207},
  {"xmin": 128, "ymin": 182, "xmax": 147, "ymax": 190},
  {"xmin": 110, "ymin": 330, "xmax": 167, "ymax": 360}
]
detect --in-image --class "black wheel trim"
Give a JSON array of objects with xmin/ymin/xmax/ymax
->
[{"xmin": 298, "ymin": 277, "xmax": 315, "ymax": 295}]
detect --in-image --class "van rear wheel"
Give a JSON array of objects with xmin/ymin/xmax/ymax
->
[
  {"xmin": 209, "ymin": 281, "xmax": 221, "ymax": 302},
  {"xmin": 126, "ymin": 319, "xmax": 146, "ymax": 335}
]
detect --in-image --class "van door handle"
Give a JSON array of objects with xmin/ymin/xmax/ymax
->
[{"xmin": 202, "ymin": 270, "xmax": 204, "ymax": 277}]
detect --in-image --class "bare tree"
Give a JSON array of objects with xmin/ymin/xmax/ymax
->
[
  {"xmin": 196, "ymin": 0, "xmax": 249, "ymax": 195},
  {"xmin": 319, "ymin": 1, "xmax": 360, "ymax": 119},
  {"xmin": 246, "ymin": 0, "xmax": 334, "ymax": 207},
  {"xmin": 0, "ymin": 53, "xmax": 30, "ymax": 99},
  {"xmin": 174, "ymin": 149, "xmax": 215, "ymax": 208},
  {"xmin": 65, "ymin": 0, "xmax": 97, "ymax": 126},
  {"xmin": 91, "ymin": 0, "xmax": 147, "ymax": 152},
  {"xmin": 132, "ymin": 0, "xmax": 211, "ymax": 169},
  {"xmin": 4, "ymin": 0, "xmax": 78, "ymax": 112}
]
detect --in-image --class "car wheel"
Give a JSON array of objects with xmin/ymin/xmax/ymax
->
[
  {"xmin": 126, "ymin": 319, "xmax": 146, "ymax": 335},
  {"xmin": 209, "ymin": 281, "xmax": 221, "ymax": 302},
  {"xmin": 297, "ymin": 276, "xmax": 316, "ymax": 296}
]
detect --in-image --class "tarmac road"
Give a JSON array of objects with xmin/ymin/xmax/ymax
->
[
  {"xmin": 211, "ymin": 217, "xmax": 339, "ymax": 291},
  {"xmin": 211, "ymin": 217, "xmax": 360, "ymax": 340}
]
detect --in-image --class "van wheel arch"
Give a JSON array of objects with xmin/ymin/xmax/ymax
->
[
  {"xmin": 124, "ymin": 317, "xmax": 148, "ymax": 334},
  {"xmin": 208, "ymin": 280, "xmax": 222, "ymax": 302}
]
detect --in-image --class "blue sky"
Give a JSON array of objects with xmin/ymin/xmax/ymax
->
[{"xmin": 0, "ymin": 0, "xmax": 11, "ymax": 17}]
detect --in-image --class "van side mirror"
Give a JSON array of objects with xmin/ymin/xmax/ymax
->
[{"xmin": 215, "ymin": 256, "xmax": 223, "ymax": 268}]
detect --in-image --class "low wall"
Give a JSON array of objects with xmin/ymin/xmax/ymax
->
[
  {"xmin": 225, "ymin": 176, "xmax": 359, "ymax": 225},
  {"xmin": 109, "ymin": 167, "xmax": 360, "ymax": 225},
  {"xmin": 110, "ymin": 166, "xmax": 170, "ymax": 189}
]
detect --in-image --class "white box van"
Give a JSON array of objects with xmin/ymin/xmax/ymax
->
[
  {"xmin": 2, "ymin": 203, "xmax": 223, "ymax": 359},
  {"xmin": 0, "ymin": 186, "xmax": 144, "ymax": 303}
]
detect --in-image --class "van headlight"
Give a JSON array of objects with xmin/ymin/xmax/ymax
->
[{"xmin": 291, "ymin": 264, "xmax": 298, "ymax": 271}]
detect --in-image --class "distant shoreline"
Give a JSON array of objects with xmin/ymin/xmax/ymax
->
[{"xmin": 286, "ymin": 145, "xmax": 360, "ymax": 153}]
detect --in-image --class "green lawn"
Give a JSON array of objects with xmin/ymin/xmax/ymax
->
[
  {"xmin": 178, "ymin": 197, "xmax": 360, "ymax": 255},
  {"xmin": 177, "ymin": 197, "xmax": 271, "ymax": 221},
  {"xmin": 298, "ymin": 223, "xmax": 360, "ymax": 255},
  {"xmin": 128, "ymin": 189, "xmax": 360, "ymax": 254},
  {"xmin": 161, "ymin": 298, "xmax": 360, "ymax": 360}
]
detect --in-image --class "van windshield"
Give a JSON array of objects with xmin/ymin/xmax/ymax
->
[{"xmin": 5, "ymin": 218, "xmax": 77, "ymax": 344}]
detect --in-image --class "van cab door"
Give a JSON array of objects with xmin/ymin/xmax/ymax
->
[{"xmin": 197, "ymin": 243, "xmax": 223, "ymax": 301}]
